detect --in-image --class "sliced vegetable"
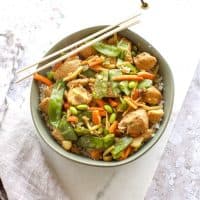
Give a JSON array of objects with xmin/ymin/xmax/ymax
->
[
  {"xmin": 109, "ymin": 120, "xmax": 118, "ymax": 133},
  {"xmin": 93, "ymin": 70, "xmax": 108, "ymax": 99},
  {"xmin": 96, "ymin": 99, "xmax": 105, "ymax": 107},
  {"xmin": 120, "ymin": 146, "xmax": 132, "ymax": 160},
  {"xmin": 58, "ymin": 116, "xmax": 78, "ymax": 141},
  {"xmin": 81, "ymin": 69, "xmax": 96, "ymax": 78},
  {"xmin": 74, "ymin": 126, "xmax": 90, "ymax": 135},
  {"xmin": 117, "ymin": 97, "xmax": 128, "ymax": 112},
  {"xmin": 111, "ymin": 137, "xmax": 133, "ymax": 159},
  {"xmin": 92, "ymin": 110, "xmax": 101, "ymax": 125},
  {"xmin": 119, "ymin": 81, "xmax": 130, "ymax": 95},
  {"xmin": 93, "ymin": 42, "xmax": 121, "ymax": 57},
  {"xmin": 112, "ymin": 75, "xmax": 143, "ymax": 81},
  {"xmin": 48, "ymin": 80, "xmax": 65, "ymax": 127},
  {"xmin": 77, "ymin": 134, "xmax": 115, "ymax": 149},
  {"xmin": 34, "ymin": 73, "xmax": 53, "ymax": 86},
  {"xmin": 138, "ymin": 71, "xmax": 155, "ymax": 80},
  {"xmin": 108, "ymin": 99, "xmax": 118, "ymax": 107},
  {"xmin": 128, "ymin": 81, "xmax": 138, "ymax": 89},
  {"xmin": 138, "ymin": 79, "xmax": 152, "ymax": 89},
  {"xmin": 67, "ymin": 116, "xmax": 78, "ymax": 123}
]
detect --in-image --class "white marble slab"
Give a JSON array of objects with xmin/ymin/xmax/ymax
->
[{"xmin": 0, "ymin": 0, "xmax": 200, "ymax": 199}]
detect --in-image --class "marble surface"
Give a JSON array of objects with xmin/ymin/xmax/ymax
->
[
  {"xmin": 146, "ymin": 64, "xmax": 200, "ymax": 200},
  {"xmin": 0, "ymin": 0, "xmax": 200, "ymax": 199}
]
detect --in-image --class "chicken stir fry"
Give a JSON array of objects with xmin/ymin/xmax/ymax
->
[{"xmin": 35, "ymin": 34, "xmax": 164, "ymax": 161}]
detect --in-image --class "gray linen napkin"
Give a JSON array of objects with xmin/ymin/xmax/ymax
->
[{"xmin": 0, "ymin": 31, "xmax": 69, "ymax": 200}]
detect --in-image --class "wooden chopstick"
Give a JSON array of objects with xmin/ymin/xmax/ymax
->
[
  {"xmin": 17, "ymin": 13, "xmax": 140, "ymax": 74},
  {"xmin": 16, "ymin": 16, "xmax": 140, "ymax": 83}
]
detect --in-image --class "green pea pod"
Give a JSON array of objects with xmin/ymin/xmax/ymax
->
[
  {"xmin": 74, "ymin": 126, "xmax": 90, "ymax": 135},
  {"xmin": 93, "ymin": 42, "xmax": 121, "ymax": 57},
  {"xmin": 48, "ymin": 80, "xmax": 65, "ymax": 127},
  {"xmin": 117, "ymin": 97, "xmax": 128, "ymax": 112},
  {"xmin": 93, "ymin": 70, "xmax": 108, "ymax": 99},
  {"xmin": 58, "ymin": 116, "xmax": 78, "ymax": 141},
  {"xmin": 103, "ymin": 134, "xmax": 115, "ymax": 149},
  {"xmin": 138, "ymin": 79, "xmax": 152, "ymax": 89},
  {"xmin": 111, "ymin": 137, "xmax": 133, "ymax": 159},
  {"xmin": 77, "ymin": 134, "xmax": 115, "ymax": 149},
  {"xmin": 119, "ymin": 81, "xmax": 131, "ymax": 95}
]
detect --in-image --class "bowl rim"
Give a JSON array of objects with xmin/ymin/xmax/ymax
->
[{"xmin": 30, "ymin": 26, "xmax": 174, "ymax": 167}]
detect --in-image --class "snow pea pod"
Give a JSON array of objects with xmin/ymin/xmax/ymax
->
[
  {"xmin": 77, "ymin": 134, "xmax": 115, "ymax": 149},
  {"xmin": 58, "ymin": 116, "xmax": 78, "ymax": 141},
  {"xmin": 93, "ymin": 42, "xmax": 121, "ymax": 57},
  {"xmin": 48, "ymin": 80, "xmax": 65, "ymax": 127},
  {"xmin": 111, "ymin": 137, "xmax": 133, "ymax": 159}
]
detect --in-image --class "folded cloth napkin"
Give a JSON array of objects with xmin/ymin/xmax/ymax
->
[{"xmin": 0, "ymin": 100, "xmax": 69, "ymax": 200}]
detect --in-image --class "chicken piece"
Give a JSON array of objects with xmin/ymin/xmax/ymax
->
[
  {"xmin": 54, "ymin": 58, "xmax": 81, "ymax": 80},
  {"xmin": 148, "ymin": 109, "xmax": 164, "ymax": 124},
  {"xmin": 39, "ymin": 97, "xmax": 50, "ymax": 114},
  {"xmin": 52, "ymin": 129, "xmax": 64, "ymax": 144},
  {"xmin": 118, "ymin": 109, "xmax": 149, "ymax": 137},
  {"xmin": 79, "ymin": 46, "xmax": 96, "ymax": 59},
  {"xmin": 143, "ymin": 86, "xmax": 162, "ymax": 105},
  {"xmin": 43, "ymin": 85, "xmax": 52, "ymax": 97},
  {"xmin": 142, "ymin": 129, "xmax": 154, "ymax": 141},
  {"xmin": 67, "ymin": 86, "xmax": 92, "ymax": 106},
  {"xmin": 133, "ymin": 52, "xmax": 157, "ymax": 70}
]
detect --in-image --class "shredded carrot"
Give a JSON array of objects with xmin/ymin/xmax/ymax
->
[
  {"xmin": 64, "ymin": 102, "xmax": 70, "ymax": 110},
  {"xmin": 120, "ymin": 146, "xmax": 132, "ymax": 160},
  {"xmin": 92, "ymin": 110, "xmax": 101, "ymax": 125},
  {"xmin": 96, "ymin": 99, "xmax": 105, "ymax": 107},
  {"xmin": 89, "ymin": 107, "xmax": 104, "ymax": 111},
  {"xmin": 99, "ymin": 110, "xmax": 106, "ymax": 117},
  {"xmin": 88, "ymin": 56, "xmax": 104, "ymax": 67},
  {"xmin": 112, "ymin": 75, "xmax": 144, "ymax": 81},
  {"xmin": 67, "ymin": 116, "xmax": 78, "ymax": 123},
  {"xmin": 131, "ymin": 89, "xmax": 140, "ymax": 100},
  {"xmin": 89, "ymin": 65, "xmax": 106, "ymax": 72},
  {"xmin": 108, "ymin": 99, "xmax": 118, "ymax": 107},
  {"xmin": 52, "ymin": 62, "xmax": 62, "ymax": 71},
  {"xmin": 89, "ymin": 149, "xmax": 102, "ymax": 160},
  {"xmin": 109, "ymin": 121, "xmax": 118, "ymax": 134},
  {"xmin": 33, "ymin": 73, "xmax": 53, "ymax": 86},
  {"xmin": 138, "ymin": 71, "xmax": 155, "ymax": 80}
]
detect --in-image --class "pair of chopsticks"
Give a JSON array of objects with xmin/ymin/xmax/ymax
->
[{"xmin": 16, "ymin": 14, "xmax": 140, "ymax": 83}]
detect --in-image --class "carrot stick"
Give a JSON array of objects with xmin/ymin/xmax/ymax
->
[
  {"xmin": 138, "ymin": 71, "xmax": 155, "ymax": 80},
  {"xmin": 131, "ymin": 89, "xmax": 140, "ymax": 100},
  {"xmin": 108, "ymin": 99, "xmax": 118, "ymax": 107},
  {"xmin": 120, "ymin": 146, "xmax": 132, "ymax": 160},
  {"xmin": 112, "ymin": 75, "xmax": 143, "ymax": 81},
  {"xmin": 67, "ymin": 116, "xmax": 78, "ymax": 123},
  {"xmin": 96, "ymin": 99, "xmax": 105, "ymax": 107},
  {"xmin": 109, "ymin": 120, "xmax": 118, "ymax": 134},
  {"xmin": 33, "ymin": 73, "xmax": 53, "ymax": 86},
  {"xmin": 89, "ymin": 65, "xmax": 106, "ymax": 72},
  {"xmin": 92, "ymin": 110, "xmax": 101, "ymax": 125},
  {"xmin": 89, "ymin": 107, "xmax": 105, "ymax": 111},
  {"xmin": 99, "ymin": 110, "xmax": 106, "ymax": 117},
  {"xmin": 88, "ymin": 56, "xmax": 104, "ymax": 67}
]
